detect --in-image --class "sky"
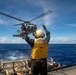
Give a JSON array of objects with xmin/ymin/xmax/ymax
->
[{"xmin": 0, "ymin": 0, "xmax": 76, "ymax": 44}]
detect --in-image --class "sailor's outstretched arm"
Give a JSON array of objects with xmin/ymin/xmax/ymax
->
[
  {"xmin": 23, "ymin": 34, "xmax": 34, "ymax": 47},
  {"xmin": 42, "ymin": 25, "xmax": 50, "ymax": 43}
]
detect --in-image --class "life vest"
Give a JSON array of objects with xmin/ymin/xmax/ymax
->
[{"xmin": 31, "ymin": 38, "xmax": 48, "ymax": 59}]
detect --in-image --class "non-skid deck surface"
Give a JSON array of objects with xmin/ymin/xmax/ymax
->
[{"xmin": 48, "ymin": 65, "xmax": 76, "ymax": 75}]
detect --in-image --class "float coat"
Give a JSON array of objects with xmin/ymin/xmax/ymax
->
[{"xmin": 31, "ymin": 38, "xmax": 48, "ymax": 59}]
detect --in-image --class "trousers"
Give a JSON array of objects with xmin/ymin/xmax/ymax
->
[{"xmin": 31, "ymin": 58, "xmax": 47, "ymax": 75}]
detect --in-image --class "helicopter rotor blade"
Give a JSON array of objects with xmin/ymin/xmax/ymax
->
[
  {"xmin": 30, "ymin": 10, "xmax": 53, "ymax": 22},
  {"xmin": 14, "ymin": 21, "xmax": 30, "ymax": 26},
  {"xmin": 0, "ymin": 12, "xmax": 26, "ymax": 22},
  {"xmin": 14, "ymin": 23, "xmax": 24, "ymax": 26}
]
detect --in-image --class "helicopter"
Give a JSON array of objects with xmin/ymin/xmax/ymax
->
[{"xmin": 0, "ymin": 10, "xmax": 52, "ymax": 37}]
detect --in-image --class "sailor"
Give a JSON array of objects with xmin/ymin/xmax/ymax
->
[{"xmin": 23, "ymin": 25, "xmax": 50, "ymax": 75}]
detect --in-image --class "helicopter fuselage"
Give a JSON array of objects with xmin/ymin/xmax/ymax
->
[{"xmin": 13, "ymin": 23, "xmax": 37, "ymax": 37}]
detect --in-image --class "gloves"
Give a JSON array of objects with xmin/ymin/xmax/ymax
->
[
  {"xmin": 42, "ymin": 25, "xmax": 49, "ymax": 32},
  {"xmin": 42, "ymin": 25, "xmax": 50, "ymax": 35},
  {"xmin": 42, "ymin": 25, "xmax": 47, "ymax": 30}
]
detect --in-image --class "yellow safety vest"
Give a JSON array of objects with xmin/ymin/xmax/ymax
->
[{"xmin": 31, "ymin": 38, "xmax": 48, "ymax": 59}]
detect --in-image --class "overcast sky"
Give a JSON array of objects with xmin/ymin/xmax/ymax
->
[{"xmin": 0, "ymin": 0, "xmax": 76, "ymax": 44}]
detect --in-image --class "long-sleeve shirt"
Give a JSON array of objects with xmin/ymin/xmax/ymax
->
[{"xmin": 23, "ymin": 30, "xmax": 50, "ymax": 48}]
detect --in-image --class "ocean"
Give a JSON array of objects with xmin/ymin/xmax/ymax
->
[{"xmin": 0, "ymin": 44, "xmax": 76, "ymax": 66}]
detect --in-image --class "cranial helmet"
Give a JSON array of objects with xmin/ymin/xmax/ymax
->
[{"xmin": 34, "ymin": 29, "xmax": 45, "ymax": 38}]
